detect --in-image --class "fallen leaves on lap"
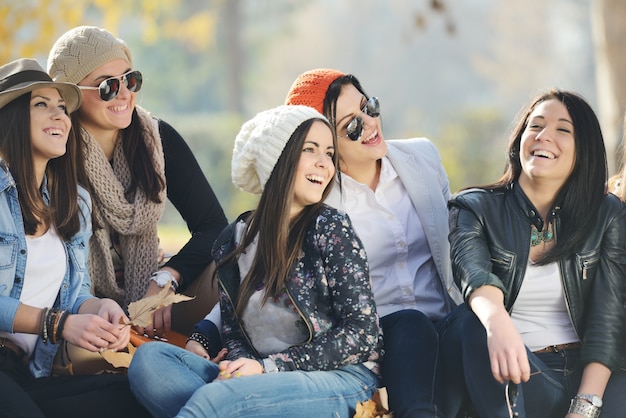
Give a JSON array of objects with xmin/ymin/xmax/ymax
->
[{"xmin": 353, "ymin": 390, "xmax": 390, "ymax": 418}]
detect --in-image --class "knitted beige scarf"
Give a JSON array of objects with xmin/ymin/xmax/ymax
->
[{"xmin": 82, "ymin": 107, "xmax": 166, "ymax": 308}]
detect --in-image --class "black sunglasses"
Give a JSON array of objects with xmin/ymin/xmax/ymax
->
[
  {"xmin": 340, "ymin": 96, "xmax": 380, "ymax": 141},
  {"xmin": 79, "ymin": 70, "xmax": 143, "ymax": 101}
]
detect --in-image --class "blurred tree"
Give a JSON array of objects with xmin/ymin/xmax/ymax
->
[
  {"xmin": 429, "ymin": 0, "xmax": 626, "ymax": 174},
  {"xmin": 591, "ymin": 0, "xmax": 626, "ymax": 174}
]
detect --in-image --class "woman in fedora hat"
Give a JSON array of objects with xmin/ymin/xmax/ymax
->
[{"xmin": 0, "ymin": 58, "xmax": 148, "ymax": 418}]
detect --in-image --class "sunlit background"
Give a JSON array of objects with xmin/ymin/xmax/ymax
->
[{"xmin": 2, "ymin": 0, "xmax": 625, "ymax": 253}]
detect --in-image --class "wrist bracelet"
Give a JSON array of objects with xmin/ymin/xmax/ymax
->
[
  {"xmin": 262, "ymin": 358, "xmax": 279, "ymax": 373},
  {"xmin": 55, "ymin": 311, "xmax": 70, "ymax": 343},
  {"xmin": 39, "ymin": 307, "xmax": 49, "ymax": 343},
  {"xmin": 187, "ymin": 332, "xmax": 212, "ymax": 354},
  {"xmin": 568, "ymin": 397, "xmax": 601, "ymax": 418}
]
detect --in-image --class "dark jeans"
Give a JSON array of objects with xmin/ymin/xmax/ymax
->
[
  {"xmin": 0, "ymin": 347, "xmax": 150, "ymax": 418},
  {"xmin": 435, "ymin": 304, "xmax": 472, "ymax": 418},
  {"xmin": 0, "ymin": 369, "xmax": 45, "ymax": 418},
  {"xmin": 380, "ymin": 309, "xmax": 443, "ymax": 418},
  {"xmin": 438, "ymin": 306, "xmax": 626, "ymax": 418}
]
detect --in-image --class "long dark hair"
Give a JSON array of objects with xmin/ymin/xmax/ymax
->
[
  {"xmin": 0, "ymin": 93, "xmax": 83, "ymax": 240},
  {"xmin": 73, "ymin": 107, "xmax": 165, "ymax": 203},
  {"xmin": 221, "ymin": 118, "xmax": 337, "ymax": 317},
  {"xmin": 483, "ymin": 89, "xmax": 607, "ymax": 264},
  {"xmin": 322, "ymin": 74, "xmax": 369, "ymax": 190}
]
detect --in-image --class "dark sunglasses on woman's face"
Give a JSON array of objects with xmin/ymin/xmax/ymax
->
[
  {"xmin": 79, "ymin": 70, "xmax": 143, "ymax": 101},
  {"xmin": 342, "ymin": 96, "xmax": 380, "ymax": 141}
]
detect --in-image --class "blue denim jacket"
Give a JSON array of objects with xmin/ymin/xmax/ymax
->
[{"xmin": 0, "ymin": 160, "xmax": 95, "ymax": 378}]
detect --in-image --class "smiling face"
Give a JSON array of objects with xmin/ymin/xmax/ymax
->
[
  {"xmin": 76, "ymin": 59, "xmax": 136, "ymax": 141},
  {"xmin": 291, "ymin": 120, "xmax": 336, "ymax": 217},
  {"xmin": 518, "ymin": 99, "xmax": 576, "ymax": 190},
  {"xmin": 29, "ymin": 87, "xmax": 72, "ymax": 175},
  {"xmin": 334, "ymin": 83, "xmax": 386, "ymax": 174}
]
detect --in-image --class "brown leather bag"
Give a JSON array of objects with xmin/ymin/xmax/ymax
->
[{"xmin": 52, "ymin": 330, "xmax": 188, "ymax": 376}]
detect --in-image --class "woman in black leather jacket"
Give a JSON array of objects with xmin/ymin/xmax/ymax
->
[{"xmin": 443, "ymin": 90, "xmax": 626, "ymax": 418}]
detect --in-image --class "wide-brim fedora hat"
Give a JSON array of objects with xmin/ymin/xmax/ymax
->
[{"xmin": 0, "ymin": 58, "xmax": 81, "ymax": 113}]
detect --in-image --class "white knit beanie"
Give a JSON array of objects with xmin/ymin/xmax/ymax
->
[
  {"xmin": 232, "ymin": 105, "xmax": 326, "ymax": 194},
  {"xmin": 47, "ymin": 26, "xmax": 132, "ymax": 84}
]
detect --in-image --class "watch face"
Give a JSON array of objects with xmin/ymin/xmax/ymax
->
[
  {"xmin": 152, "ymin": 273, "xmax": 169, "ymax": 287},
  {"xmin": 591, "ymin": 396, "xmax": 602, "ymax": 407},
  {"xmin": 579, "ymin": 394, "xmax": 603, "ymax": 407}
]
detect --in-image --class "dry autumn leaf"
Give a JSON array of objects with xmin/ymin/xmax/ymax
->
[
  {"xmin": 353, "ymin": 391, "xmax": 389, "ymax": 418},
  {"xmin": 126, "ymin": 281, "xmax": 194, "ymax": 328},
  {"xmin": 100, "ymin": 343, "xmax": 136, "ymax": 368},
  {"xmin": 99, "ymin": 283, "xmax": 193, "ymax": 368}
]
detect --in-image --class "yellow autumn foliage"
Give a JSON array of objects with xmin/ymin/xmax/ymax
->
[{"xmin": 0, "ymin": 0, "xmax": 216, "ymax": 64}]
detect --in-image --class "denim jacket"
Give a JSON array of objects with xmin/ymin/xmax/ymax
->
[
  {"xmin": 0, "ymin": 160, "xmax": 95, "ymax": 378},
  {"xmin": 213, "ymin": 205, "xmax": 384, "ymax": 372}
]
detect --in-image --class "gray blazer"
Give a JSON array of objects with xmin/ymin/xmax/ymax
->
[{"xmin": 329, "ymin": 138, "xmax": 463, "ymax": 310}]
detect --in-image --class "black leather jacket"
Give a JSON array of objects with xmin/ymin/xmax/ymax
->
[{"xmin": 448, "ymin": 184, "xmax": 626, "ymax": 371}]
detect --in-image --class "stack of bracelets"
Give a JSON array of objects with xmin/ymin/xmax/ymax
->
[{"xmin": 39, "ymin": 307, "xmax": 70, "ymax": 345}]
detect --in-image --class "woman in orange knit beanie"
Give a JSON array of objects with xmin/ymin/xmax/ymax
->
[{"xmin": 285, "ymin": 69, "xmax": 463, "ymax": 418}]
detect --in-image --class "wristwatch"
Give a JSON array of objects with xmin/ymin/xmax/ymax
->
[
  {"xmin": 576, "ymin": 394, "xmax": 603, "ymax": 408},
  {"xmin": 150, "ymin": 270, "xmax": 179, "ymax": 291}
]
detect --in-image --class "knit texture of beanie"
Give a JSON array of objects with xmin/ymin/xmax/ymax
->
[
  {"xmin": 47, "ymin": 26, "xmax": 132, "ymax": 84},
  {"xmin": 284, "ymin": 68, "xmax": 345, "ymax": 114},
  {"xmin": 232, "ymin": 105, "xmax": 326, "ymax": 195}
]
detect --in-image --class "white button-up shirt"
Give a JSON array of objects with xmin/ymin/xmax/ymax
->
[{"xmin": 327, "ymin": 157, "xmax": 448, "ymax": 320}]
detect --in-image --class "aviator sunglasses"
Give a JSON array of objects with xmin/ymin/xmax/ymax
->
[
  {"xmin": 340, "ymin": 96, "xmax": 380, "ymax": 141},
  {"xmin": 79, "ymin": 70, "xmax": 143, "ymax": 101}
]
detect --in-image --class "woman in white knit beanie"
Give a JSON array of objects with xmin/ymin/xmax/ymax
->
[
  {"xmin": 47, "ymin": 26, "xmax": 228, "ymax": 339},
  {"xmin": 128, "ymin": 105, "xmax": 384, "ymax": 418}
]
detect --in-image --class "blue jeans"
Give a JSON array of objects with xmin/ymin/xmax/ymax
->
[
  {"xmin": 441, "ymin": 308, "xmax": 626, "ymax": 418},
  {"xmin": 380, "ymin": 309, "xmax": 443, "ymax": 418},
  {"xmin": 128, "ymin": 342, "xmax": 380, "ymax": 418},
  {"xmin": 435, "ymin": 305, "xmax": 471, "ymax": 418}
]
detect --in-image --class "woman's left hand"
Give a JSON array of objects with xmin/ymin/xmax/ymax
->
[
  {"xmin": 217, "ymin": 358, "xmax": 264, "ymax": 380},
  {"xmin": 95, "ymin": 298, "xmax": 131, "ymax": 350}
]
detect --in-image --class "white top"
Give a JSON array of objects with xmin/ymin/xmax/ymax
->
[
  {"xmin": 327, "ymin": 157, "xmax": 447, "ymax": 319},
  {"xmin": 0, "ymin": 227, "xmax": 66, "ymax": 356},
  {"xmin": 510, "ymin": 261, "xmax": 579, "ymax": 351}
]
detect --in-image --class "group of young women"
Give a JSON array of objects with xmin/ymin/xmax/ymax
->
[{"xmin": 0, "ymin": 23, "xmax": 624, "ymax": 418}]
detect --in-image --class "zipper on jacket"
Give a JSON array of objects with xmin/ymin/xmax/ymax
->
[
  {"xmin": 284, "ymin": 284, "xmax": 313, "ymax": 343},
  {"xmin": 217, "ymin": 270, "xmax": 261, "ymax": 358},
  {"xmin": 582, "ymin": 260, "xmax": 589, "ymax": 280}
]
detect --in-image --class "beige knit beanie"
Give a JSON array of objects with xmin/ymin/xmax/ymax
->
[
  {"xmin": 232, "ymin": 105, "xmax": 327, "ymax": 195},
  {"xmin": 47, "ymin": 26, "xmax": 132, "ymax": 84}
]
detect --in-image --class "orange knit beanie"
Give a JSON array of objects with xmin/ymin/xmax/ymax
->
[{"xmin": 284, "ymin": 68, "xmax": 345, "ymax": 114}]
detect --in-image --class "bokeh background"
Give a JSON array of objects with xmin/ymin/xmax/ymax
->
[{"xmin": 3, "ymin": 0, "xmax": 625, "ymax": 253}]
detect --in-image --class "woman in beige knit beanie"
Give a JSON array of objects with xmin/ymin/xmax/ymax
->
[
  {"xmin": 128, "ymin": 105, "xmax": 384, "ymax": 418},
  {"xmin": 47, "ymin": 26, "xmax": 228, "ymax": 339}
]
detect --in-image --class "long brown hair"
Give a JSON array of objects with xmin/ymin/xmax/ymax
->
[
  {"xmin": 221, "ymin": 118, "xmax": 337, "ymax": 317},
  {"xmin": 0, "ymin": 93, "xmax": 83, "ymax": 240},
  {"xmin": 73, "ymin": 107, "xmax": 165, "ymax": 203}
]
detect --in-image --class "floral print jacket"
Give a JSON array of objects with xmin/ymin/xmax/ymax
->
[{"xmin": 213, "ymin": 205, "xmax": 384, "ymax": 372}]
